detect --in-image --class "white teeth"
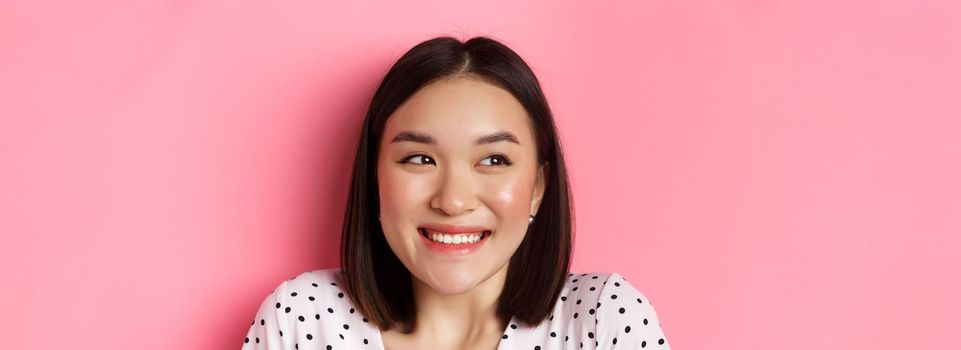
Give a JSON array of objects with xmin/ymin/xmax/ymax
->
[{"xmin": 425, "ymin": 230, "xmax": 485, "ymax": 244}]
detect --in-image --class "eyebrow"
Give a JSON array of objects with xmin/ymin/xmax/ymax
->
[{"xmin": 389, "ymin": 130, "xmax": 521, "ymax": 146}]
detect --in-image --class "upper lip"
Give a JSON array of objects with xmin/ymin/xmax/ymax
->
[{"xmin": 419, "ymin": 223, "xmax": 491, "ymax": 234}]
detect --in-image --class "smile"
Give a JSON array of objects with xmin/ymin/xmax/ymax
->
[
  {"xmin": 417, "ymin": 228, "xmax": 492, "ymax": 255},
  {"xmin": 419, "ymin": 228, "xmax": 491, "ymax": 244}
]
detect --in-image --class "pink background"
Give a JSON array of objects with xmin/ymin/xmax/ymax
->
[{"xmin": 2, "ymin": 0, "xmax": 959, "ymax": 349}]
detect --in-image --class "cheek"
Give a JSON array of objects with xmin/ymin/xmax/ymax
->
[
  {"xmin": 485, "ymin": 175, "xmax": 534, "ymax": 216},
  {"xmin": 377, "ymin": 167, "xmax": 428, "ymax": 221}
]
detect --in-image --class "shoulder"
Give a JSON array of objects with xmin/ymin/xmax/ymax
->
[
  {"xmin": 261, "ymin": 268, "xmax": 347, "ymax": 311},
  {"xmin": 595, "ymin": 272, "xmax": 671, "ymax": 348},
  {"xmin": 264, "ymin": 268, "xmax": 352, "ymax": 318},
  {"xmin": 279, "ymin": 268, "xmax": 346, "ymax": 295},
  {"xmin": 242, "ymin": 268, "xmax": 375, "ymax": 349},
  {"xmin": 558, "ymin": 272, "xmax": 615, "ymax": 324},
  {"xmin": 562, "ymin": 272, "xmax": 671, "ymax": 349}
]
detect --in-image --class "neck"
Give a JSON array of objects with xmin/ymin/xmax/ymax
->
[{"xmin": 399, "ymin": 264, "xmax": 510, "ymax": 347}]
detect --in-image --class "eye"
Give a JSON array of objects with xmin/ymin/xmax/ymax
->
[
  {"xmin": 399, "ymin": 153, "xmax": 513, "ymax": 167},
  {"xmin": 399, "ymin": 154, "xmax": 435, "ymax": 165},
  {"xmin": 480, "ymin": 154, "xmax": 513, "ymax": 167}
]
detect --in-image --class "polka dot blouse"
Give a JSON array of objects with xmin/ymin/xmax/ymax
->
[{"xmin": 242, "ymin": 268, "xmax": 670, "ymax": 349}]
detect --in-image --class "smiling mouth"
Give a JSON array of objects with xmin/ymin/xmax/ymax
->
[{"xmin": 418, "ymin": 228, "xmax": 492, "ymax": 241}]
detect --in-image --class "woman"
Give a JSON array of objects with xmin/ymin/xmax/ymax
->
[{"xmin": 242, "ymin": 36, "xmax": 670, "ymax": 350}]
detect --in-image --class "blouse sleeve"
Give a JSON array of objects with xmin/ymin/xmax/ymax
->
[
  {"xmin": 594, "ymin": 272, "xmax": 671, "ymax": 349},
  {"xmin": 241, "ymin": 273, "xmax": 336, "ymax": 350},
  {"xmin": 241, "ymin": 279, "xmax": 294, "ymax": 349}
]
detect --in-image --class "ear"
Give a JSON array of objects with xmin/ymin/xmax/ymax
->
[{"xmin": 530, "ymin": 162, "xmax": 549, "ymax": 216}]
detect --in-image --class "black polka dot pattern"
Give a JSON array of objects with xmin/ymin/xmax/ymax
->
[
  {"xmin": 242, "ymin": 269, "xmax": 669, "ymax": 349},
  {"xmin": 241, "ymin": 269, "xmax": 376, "ymax": 349},
  {"xmin": 495, "ymin": 272, "xmax": 670, "ymax": 349}
]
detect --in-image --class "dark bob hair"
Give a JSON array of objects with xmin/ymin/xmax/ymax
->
[{"xmin": 339, "ymin": 35, "xmax": 574, "ymax": 331}]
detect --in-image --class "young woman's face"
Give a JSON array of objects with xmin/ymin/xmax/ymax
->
[{"xmin": 377, "ymin": 76, "xmax": 547, "ymax": 295}]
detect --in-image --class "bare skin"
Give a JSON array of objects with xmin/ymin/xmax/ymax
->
[
  {"xmin": 379, "ymin": 262, "xmax": 509, "ymax": 350},
  {"xmin": 376, "ymin": 75, "xmax": 547, "ymax": 350}
]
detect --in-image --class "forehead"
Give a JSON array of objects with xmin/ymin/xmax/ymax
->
[{"xmin": 383, "ymin": 77, "xmax": 533, "ymax": 146}]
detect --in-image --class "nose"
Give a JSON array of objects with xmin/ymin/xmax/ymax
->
[{"xmin": 430, "ymin": 165, "xmax": 479, "ymax": 217}]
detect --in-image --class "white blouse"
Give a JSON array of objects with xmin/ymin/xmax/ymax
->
[{"xmin": 242, "ymin": 268, "xmax": 671, "ymax": 349}]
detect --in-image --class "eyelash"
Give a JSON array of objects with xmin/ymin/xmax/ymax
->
[{"xmin": 399, "ymin": 153, "xmax": 514, "ymax": 167}]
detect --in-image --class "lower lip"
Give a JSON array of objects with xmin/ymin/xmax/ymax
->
[{"xmin": 418, "ymin": 228, "xmax": 491, "ymax": 255}]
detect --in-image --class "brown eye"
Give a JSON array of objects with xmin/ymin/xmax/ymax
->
[
  {"xmin": 400, "ymin": 154, "xmax": 434, "ymax": 165},
  {"xmin": 480, "ymin": 154, "xmax": 513, "ymax": 167}
]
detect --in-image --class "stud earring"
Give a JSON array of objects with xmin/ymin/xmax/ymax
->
[{"xmin": 529, "ymin": 215, "xmax": 535, "ymax": 224}]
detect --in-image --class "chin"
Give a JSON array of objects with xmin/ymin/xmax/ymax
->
[
  {"xmin": 429, "ymin": 283, "xmax": 476, "ymax": 295},
  {"xmin": 418, "ymin": 266, "xmax": 485, "ymax": 295}
]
